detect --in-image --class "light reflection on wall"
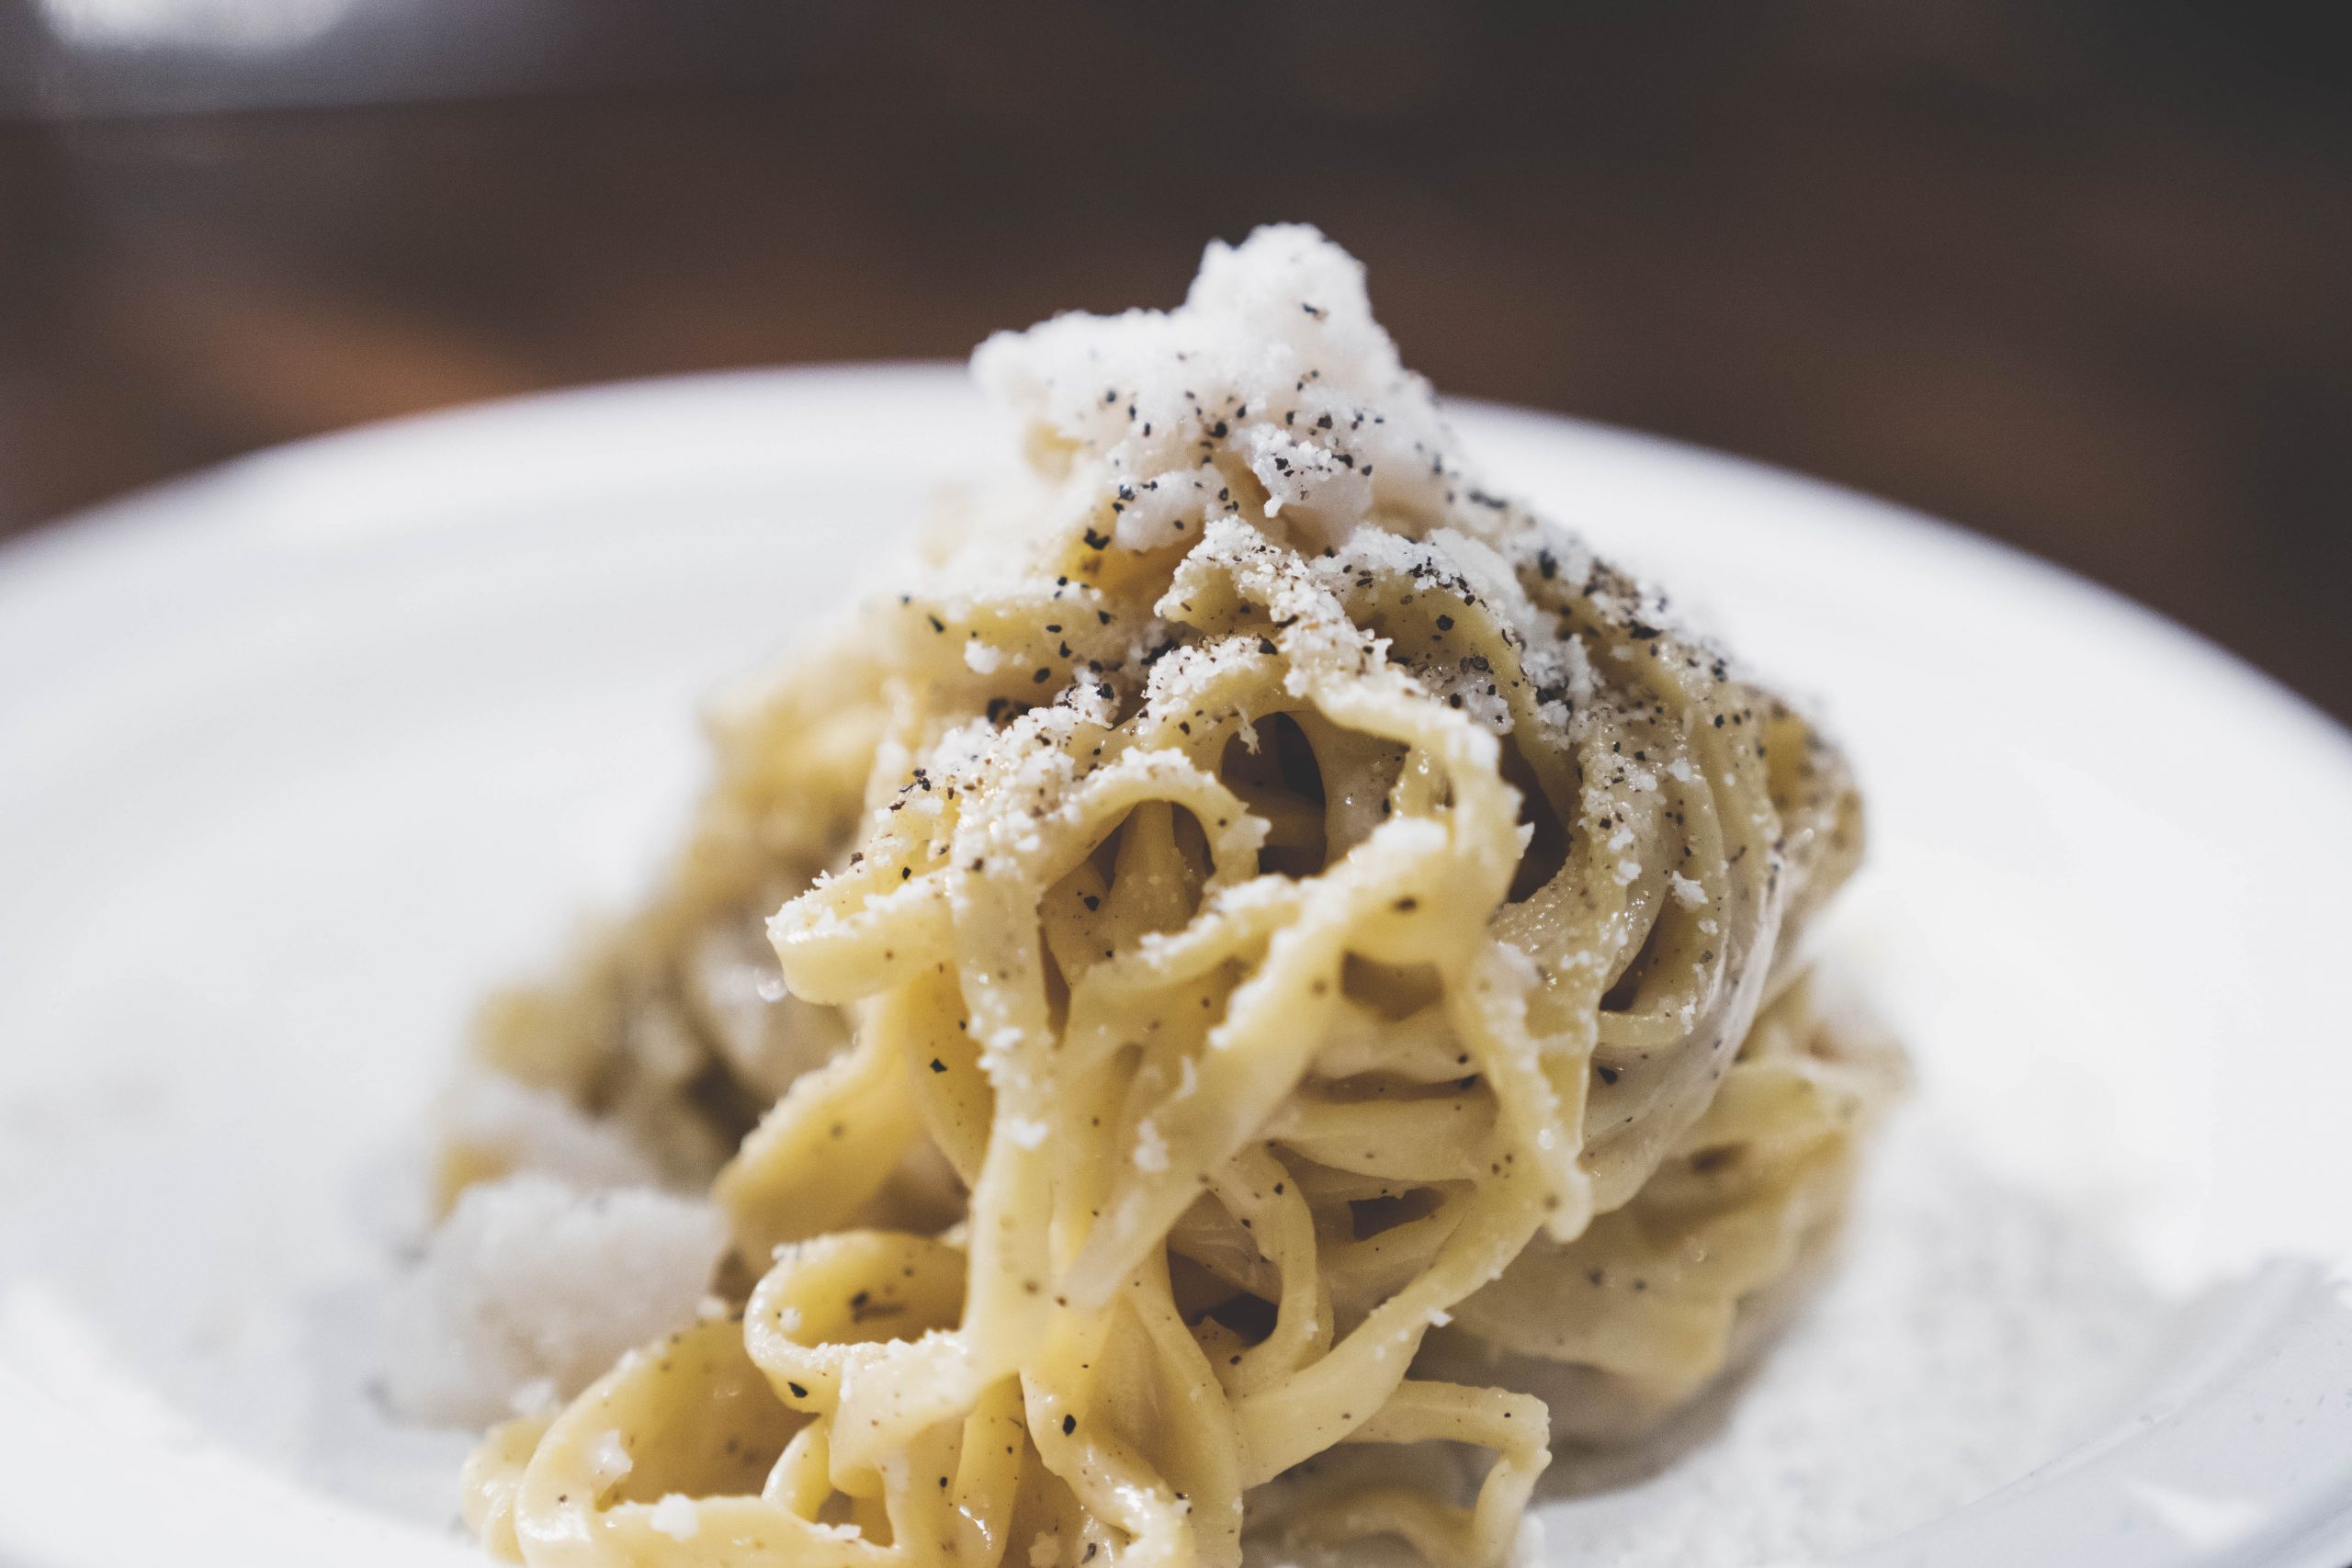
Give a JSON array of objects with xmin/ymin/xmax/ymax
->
[
  {"xmin": 1, "ymin": 0, "xmax": 820, "ymax": 119},
  {"xmin": 38, "ymin": 0, "xmax": 356, "ymax": 52}
]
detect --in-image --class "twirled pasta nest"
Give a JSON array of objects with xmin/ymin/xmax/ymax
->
[{"xmin": 431, "ymin": 227, "xmax": 1899, "ymax": 1568}]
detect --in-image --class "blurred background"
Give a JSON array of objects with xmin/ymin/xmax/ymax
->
[{"xmin": 3, "ymin": 0, "xmax": 2347, "ymax": 716}]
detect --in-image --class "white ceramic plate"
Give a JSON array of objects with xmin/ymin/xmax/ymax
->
[{"xmin": 2, "ymin": 367, "xmax": 2348, "ymax": 1568}]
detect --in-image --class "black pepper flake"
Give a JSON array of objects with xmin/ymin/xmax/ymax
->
[
  {"xmin": 1082, "ymin": 894, "xmax": 1100, "ymax": 911},
  {"xmin": 1062, "ymin": 1414, "xmax": 1077, "ymax": 1436},
  {"xmin": 926, "ymin": 614, "xmax": 945, "ymax": 633},
  {"xmin": 1081, "ymin": 528, "xmax": 1110, "ymax": 550},
  {"xmin": 788, "ymin": 1382, "xmax": 808, "ymax": 1398},
  {"xmin": 1034, "ymin": 667, "xmax": 1053, "ymax": 684},
  {"xmin": 1258, "ymin": 637, "xmax": 1278, "ymax": 656},
  {"xmin": 1436, "ymin": 614, "xmax": 1454, "ymax": 631},
  {"xmin": 1598, "ymin": 1065, "xmax": 1620, "ymax": 1085},
  {"xmin": 930, "ymin": 1058, "xmax": 947, "ymax": 1074},
  {"xmin": 1537, "ymin": 549, "xmax": 1558, "ymax": 580},
  {"xmin": 1628, "ymin": 623, "xmax": 1662, "ymax": 640}
]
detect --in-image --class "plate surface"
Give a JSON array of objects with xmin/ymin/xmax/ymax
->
[{"xmin": 2, "ymin": 366, "xmax": 2348, "ymax": 1568}]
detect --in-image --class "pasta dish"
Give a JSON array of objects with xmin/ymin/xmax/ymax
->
[{"xmin": 389, "ymin": 226, "xmax": 1899, "ymax": 1568}]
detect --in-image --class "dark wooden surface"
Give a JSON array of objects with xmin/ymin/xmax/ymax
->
[{"xmin": 5, "ymin": 4, "xmax": 2348, "ymax": 716}]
